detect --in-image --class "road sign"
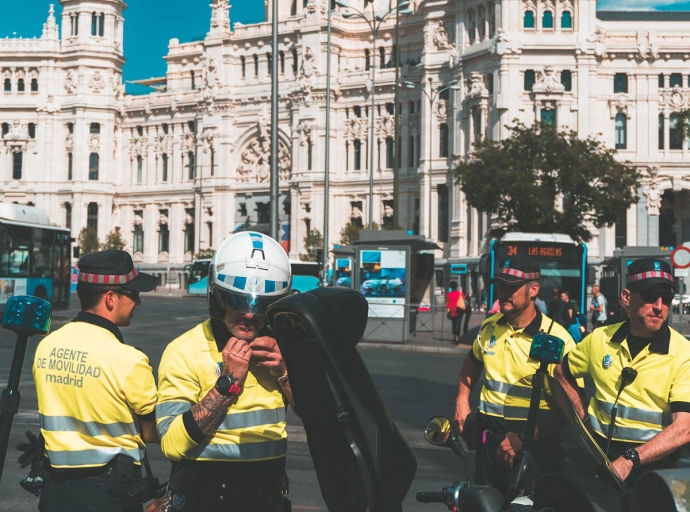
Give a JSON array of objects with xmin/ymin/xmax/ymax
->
[
  {"xmin": 675, "ymin": 268, "xmax": 689, "ymax": 278},
  {"xmin": 671, "ymin": 246, "xmax": 690, "ymax": 269}
]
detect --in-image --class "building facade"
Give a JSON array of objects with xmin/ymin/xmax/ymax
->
[{"xmin": 1, "ymin": 0, "xmax": 689, "ymax": 268}]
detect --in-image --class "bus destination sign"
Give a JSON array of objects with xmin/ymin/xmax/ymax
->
[{"xmin": 498, "ymin": 243, "xmax": 579, "ymax": 260}]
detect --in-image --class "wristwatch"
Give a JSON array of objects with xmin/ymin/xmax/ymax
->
[
  {"xmin": 623, "ymin": 448, "xmax": 641, "ymax": 469},
  {"xmin": 215, "ymin": 375, "xmax": 242, "ymax": 397}
]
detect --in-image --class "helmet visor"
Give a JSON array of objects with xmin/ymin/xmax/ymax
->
[{"xmin": 212, "ymin": 285, "xmax": 282, "ymax": 316}]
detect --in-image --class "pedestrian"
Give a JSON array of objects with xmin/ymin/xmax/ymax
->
[
  {"xmin": 556, "ymin": 258, "xmax": 690, "ymax": 486},
  {"xmin": 454, "ymin": 258, "xmax": 576, "ymax": 494},
  {"xmin": 547, "ymin": 287, "xmax": 566, "ymax": 327},
  {"xmin": 589, "ymin": 285, "xmax": 607, "ymax": 329},
  {"xmin": 156, "ymin": 232, "xmax": 294, "ymax": 512},
  {"xmin": 28, "ymin": 250, "xmax": 159, "ymax": 511},
  {"xmin": 446, "ymin": 281, "xmax": 464, "ymax": 343},
  {"xmin": 560, "ymin": 290, "xmax": 576, "ymax": 326},
  {"xmin": 463, "ymin": 289, "xmax": 473, "ymax": 335}
]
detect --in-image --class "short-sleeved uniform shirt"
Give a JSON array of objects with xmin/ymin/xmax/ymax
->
[
  {"xmin": 565, "ymin": 321, "xmax": 690, "ymax": 445},
  {"xmin": 470, "ymin": 309, "xmax": 576, "ymax": 420}
]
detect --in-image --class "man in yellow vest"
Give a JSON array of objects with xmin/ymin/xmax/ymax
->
[
  {"xmin": 454, "ymin": 258, "xmax": 576, "ymax": 493},
  {"xmin": 556, "ymin": 257, "xmax": 690, "ymax": 485},
  {"xmin": 157, "ymin": 232, "xmax": 294, "ymax": 511},
  {"xmin": 32, "ymin": 250, "xmax": 159, "ymax": 511}
]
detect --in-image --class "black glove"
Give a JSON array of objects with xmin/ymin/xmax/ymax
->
[{"xmin": 17, "ymin": 430, "xmax": 46, "ymax": 497}]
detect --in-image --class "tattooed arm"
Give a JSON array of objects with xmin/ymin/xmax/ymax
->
[{"xmin": 190, "ymin": 338, "xmax": 252, "ymax": 436}]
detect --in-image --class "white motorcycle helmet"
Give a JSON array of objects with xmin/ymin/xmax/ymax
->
[{"xmin": 208, "ymin": 231, "xmax": 292, "ymax": 319}]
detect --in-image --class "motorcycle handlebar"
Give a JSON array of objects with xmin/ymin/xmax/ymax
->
[{"xmin": 416, "ymin": 491, "xmax": 445, "ymax": 503}]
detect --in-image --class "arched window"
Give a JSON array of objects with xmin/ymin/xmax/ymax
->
[
  {"xmin": 188, "ymin": 151, "xmax": 196, "ymax": 180},
  {"xmin": 67, "ymin": 153, "xmax": 73, "ymax": 180},
  {"xmin": 291, "ymin": 0, "xmax": 297, "ymax": 15},
  {"xmin": 670, "ymin": 73, "xmax": 682, "ymax": 88},
  {"xmin": 28, "ymin": 123, "xmax": 36, "ymax": 139},
  {"xmin": 162, "ymin": 154, "xmax": 169, "ymax": 182},
  {"xmin": 615, "ymin": 114, "xmax": 627, "ymax": 150},
  {"xmin": 99, "ymin": 13, "xmax": 105, "ymax": 37},
  {"xmin": 17, "ymin": 79, "xmax": 25, "ymax": 92},
  {"xmin": 3, "ymin": 78, "xmax": 10, "ymax": 92},
  {"xmin": 561, "ymin": 70, "xmax": 572, "ymax": 91},
  {"xmin": 524, "ymin": 10, "xmax": 535, "ymax": 29},
  {"xmin": 524, "ymin": 69, "xmax": 536, "ymax": 91},
  {"xmin": 31, "ymin": 78, "xmax": 38, "ymax": 92},
  {"xmin": 241, "ymin": 56, "xmax": 246, "ymax": 79},
  {"xmin": 542, "ymin": 11, "xmax": 553, "ymax": 29},
  {"xmin": 91, "ymin": 13, "xmax": 97, "ymax": 36},
  {"xmin": 253, "ymin": 54, "xmax": 259, "ymax": 77},
  {"xmin": 561, "ymin": 11, "xmax": 572, "ymax": 29},
  {"xmin": 87, "ymin": 203, "xmax": 98, "ymax": 232},
  {"xmin": 89, "ymin": 153, "xmax": 99, "ymax": 180}
]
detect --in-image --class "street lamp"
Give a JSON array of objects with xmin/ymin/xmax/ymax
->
[
  {"xmin": 403, "ymin": 78, "xmax": 460, "ymax": 239},
  {"xmin": 336, "ymin": 0, "xmax": 412, "ymax": 229}
]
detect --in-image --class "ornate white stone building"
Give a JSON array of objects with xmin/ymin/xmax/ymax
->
[{"xmin": 1, "ymin": 0, "xmax": 689, "ymax": 268}]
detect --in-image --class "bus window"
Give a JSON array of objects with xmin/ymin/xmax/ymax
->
[{"xmin": 11, "ymin": 249, "xmax": 29, "ymax": 277}]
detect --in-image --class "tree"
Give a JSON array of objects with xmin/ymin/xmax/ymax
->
[
  {"xmin": 194, "ymin": 248, "xmax": 216, "ymax": 259},
  {"xmin": 455, "ymin": 121, "xmax": 641, "ymax": 242},
  {"xmin": 301, "ymin": 229, "xmax": 323, "ymax": 262},
  {"xmin": 100, "ymin": 227, "xmax": 127, "ymax": 251},
  {"xmin": 338, "ymin": 221, "xmax": 380, "ymax": 247},
  {"xmin": 78, "ymin": 227, "xmax": 100, "ymax": 257}
]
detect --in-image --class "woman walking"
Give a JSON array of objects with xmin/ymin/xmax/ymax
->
[{"xmin": 446, "ymin": 281, "xmax": 466, "ymax": 343}]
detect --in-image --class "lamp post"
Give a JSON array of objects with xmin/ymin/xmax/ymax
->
[
  {"xmin": 336, "ymin": 0, "xmax": 412, "ymax": 230},
  {"xmin": 403, "ymin": 78, "xmax": 460, "ymax": 239}
]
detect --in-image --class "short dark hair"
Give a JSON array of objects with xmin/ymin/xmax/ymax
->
[
  {"xmin": 77, "ymin": 283, "xmax": 124, "ymax": 310},
  {"xmin": 449, "ymin": 281, "xmax": 458, "ymax": 290}
]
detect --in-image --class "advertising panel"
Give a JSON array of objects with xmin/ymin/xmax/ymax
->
[
  {"xmin": 0, "ymin": 278, "xmax": 27, "ymax": 305},
  {"xmin": 358, "ymin": 248, "xmax": 408, "ymax": 319}
]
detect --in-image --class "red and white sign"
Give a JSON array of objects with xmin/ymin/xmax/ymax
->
[{"xmin": 671, "ymin": 246, "xmax": 690, "ymax": 269}]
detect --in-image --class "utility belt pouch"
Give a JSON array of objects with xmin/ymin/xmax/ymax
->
[{"xmin": 107, "ymin": 454, "xmax": 135, "ymax": 497}]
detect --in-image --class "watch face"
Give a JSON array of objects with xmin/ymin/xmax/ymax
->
[{"xmin": 217, "ymin": 375, "xmax": 231, "ymax": 393}]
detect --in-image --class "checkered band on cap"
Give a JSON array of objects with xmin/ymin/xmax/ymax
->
[
  {"xmin": 78, "ymin": 268, "xmax": 139, "ymax": 285},
  {"xmin": 627, "ymin": 270, "xmax": 674, "ymax": 285},
  {"xmin": 499, "ymin": 268, "xmax": 541, "ymax": 280}
]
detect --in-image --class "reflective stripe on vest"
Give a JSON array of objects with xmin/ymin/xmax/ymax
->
[
  {"xmin": 588, "ymin": 413, "xmax": 661, "ymax": 443},
  {"xmin": 156, "ymin": 402, "xmax": 286, "ymax": 440},
  {"xmin": 595, "ymin": 399, "xmax": 671, "ymax": 428},
  {"xmin": 188, "ymin": 438, "xmax": 288, "ymax": 461},
  {"xmin": 41, "ymin": 414, "xmax": 137, "ymax": 439},
  {"xmin": 46, "ymin": 446, "xmax": 143, "ymax": 466}
]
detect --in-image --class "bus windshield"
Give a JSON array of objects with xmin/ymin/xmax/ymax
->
[
  {"xmin": 187, "ymin": 259, "xmax": 211, "ymax": 295},
  {"xmin": 290, "ymin": 261, "xmax": 321, "ymax": 294},
  {"xmin": 0, "ymin": 220, "xmax": 71, "ymax": 310},
  {"xmin": 487, "ymin": 234, "xmax": 587, "ymax": 314}
]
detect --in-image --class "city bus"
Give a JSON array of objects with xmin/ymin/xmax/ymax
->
[
  {"xmin": 481, "ymin": 233, "xmax": 589, "ymax": 315},
  {"xmin": 186, "ymin": 259, "xmax": 212, "ymax": 295},
  {"xmin": 0, "ymin": 203, "xmax": 72, "ymax": 311}
]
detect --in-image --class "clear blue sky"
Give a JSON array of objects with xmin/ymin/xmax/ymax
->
[{"xmin": 0, "ymin": 0, "xmax": 687, "ymax": 87}]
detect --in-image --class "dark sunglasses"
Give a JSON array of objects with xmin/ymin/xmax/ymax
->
[
  {"xmin": 115, "ymin": 289, "xmax": 140, "ymax": 300},
  {"xmin": 638, "ymin": 289, "xmax": 674, "ymax": 306}
]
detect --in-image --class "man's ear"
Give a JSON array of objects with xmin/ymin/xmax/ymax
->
[
  {"xmin": 529, "ymin": 281, "xmax": 541, "ymax": 300},
  {"xmin": 621, "ymin": 288, "xmax": 631, "ymax": 309},
  {"xmin": 102, "ymin": 290, "xmax": 117, "ymax": 310}
]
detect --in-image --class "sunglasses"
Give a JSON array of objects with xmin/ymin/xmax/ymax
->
[
  {"xmin": 638, "ymin": 289, "xmax": 674, "ymax": 306},
  {"xmin": 116, "ymin": 289, "xmax": 140, "ymax": 300}
]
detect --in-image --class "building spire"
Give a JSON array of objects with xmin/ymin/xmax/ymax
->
[
  {"xmin": 209, "ymin": 0, "xmax": 231, "ymax": 37},
  {"xmin": 42, "ymin": 4, "xmax": 59, "ymax": 40}
]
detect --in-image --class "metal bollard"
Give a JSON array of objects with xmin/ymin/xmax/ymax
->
[{"xmin": 0, "ymin": 295, "xmax": 52, "ymax": 483}]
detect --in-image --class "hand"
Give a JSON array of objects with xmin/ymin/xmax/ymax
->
[
  {"xmin": 250, "ymin": 336, "xmax": 286, "ymax": 377},
  {"xmin": 221, "ymin": 338, "xmax": 252, "ymax": 386},
  {"xmin": 497, "ymin": 432, "xmax": 523, "ymax": 468},
  {"xmin": 17, "ymin": 431, "xmax": 45, "ymax": 496},
  {"xmin": 454, "ymin": 402, "xmax": 471, "ymax": 436},
  {"xmin": 611, "ymin": 456, "xmax": 633, "ymax": 481}
]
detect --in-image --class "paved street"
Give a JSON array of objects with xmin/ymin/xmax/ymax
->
[{"xmin": 0, "ymin": 293, "xmax": 475, "ymax": 511}]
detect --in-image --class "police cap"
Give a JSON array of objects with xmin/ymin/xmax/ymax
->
[
  {"xmin": 77, "ymin": 250, "xmax": 158, "ymax": 292},
  {"xmin": 492, "ymin": 257, "xmax": 541, "ymax": 285},
  {"xmin": 626, "ymin": 258, "xmax": 676, "ymax": 292}
]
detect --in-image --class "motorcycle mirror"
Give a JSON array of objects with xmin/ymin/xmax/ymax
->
[
  {"xmin": 424, "ymin": 416, "xmax": 452, "ymax": 446},
  {"xmin": 529, "ymin": 333, "xmax": 565, "ymax": 365}
]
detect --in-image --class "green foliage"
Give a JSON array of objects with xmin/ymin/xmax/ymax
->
[
  {"xmin": 455, "ymin": 121, "xmax": 641, "ymax": 242},
  {"xmin": 338, "ymin": 221, "xmax": 380, "ymax": 246},
  {"xmin": 78, "ymin": 227, "xmax": 100, "ymax": 257},
  {"xmin": 301, "ymin": 229, "xmax": 324, "ymax": 262},
  {"xmin": 100, "ymin": 228, "xmax": 127, "ymax": 251},
  {"xmin": 677, "ymin": 109, "xmax": 690, "ymax": 142},
  {"xmin": 194, "ymin": 248, "xmax": 216, "ymax": 260}
]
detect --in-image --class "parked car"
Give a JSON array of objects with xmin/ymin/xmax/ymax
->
[
  {"xmin": 672, "ymin": 294, "xmax": 690, "ymax": 314},
  {"xmin": 362, "ymin": 276, "xmax": 404, "ymax": 296}
]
